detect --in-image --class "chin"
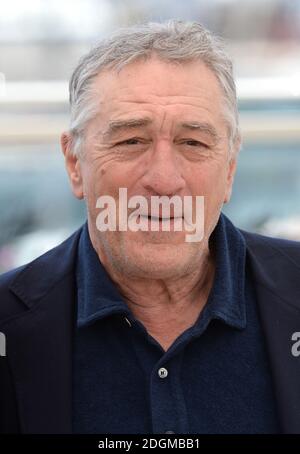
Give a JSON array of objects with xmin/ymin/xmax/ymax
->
[
  {"xmin": 121, "ymin": 242, "xmax": 197, "ymax": 279},
  {"xmin": 124, "ymin": 259, "xmax": 187, "ymax": 280}
]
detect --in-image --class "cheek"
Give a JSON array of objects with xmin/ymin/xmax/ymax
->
[
  {"xmin": 83, "ymin": 162, "xmax": 115, "ymax": 198},
  {"xmin": 191, "ymin": 162, "xmax": 227, "ymax": 196},
  {"xmin": 190, "ymin": 163, "xmax": 229, "ymax": 225}
]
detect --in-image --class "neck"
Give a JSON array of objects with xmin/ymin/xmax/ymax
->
[{"xmin": 99, "ymin": 244, "xmax": 215, "ymax": 351}]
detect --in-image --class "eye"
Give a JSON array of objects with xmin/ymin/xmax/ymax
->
[
  {"xmin": 117, "ymin": 138, "xmax": 141, "ymax": 146},
  {"xmin": 184, "ymin": 139, "xmax": 208, "ymax": 147}
]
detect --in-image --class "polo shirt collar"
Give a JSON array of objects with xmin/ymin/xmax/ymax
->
[
  {"xmin": 76, "ymin": 213, "xmax": 247, "ymax": 330},
  {"xmin": 193, "ymin": 213, "xmax": 247, "ymax": 332},
  {"xmin": 76, "ymin": 223, "xmax": 130, "ymax": 327}
]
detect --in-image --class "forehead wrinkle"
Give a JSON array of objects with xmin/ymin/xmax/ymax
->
[
  {"xmin": 115, "ymin": 94, "xmax": 216, "ymax": 109},
  {"xmin": 158, "ymin": 110, "xmax": 168, "ymax": 135},
  {"xmin": 108, "ymin": 98, "xmax": 224, "ymax": 131}
]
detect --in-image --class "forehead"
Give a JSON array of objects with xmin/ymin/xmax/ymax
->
[{"xmin": 91, "ymin": 57, "xmax": 225, "ymax": 124}]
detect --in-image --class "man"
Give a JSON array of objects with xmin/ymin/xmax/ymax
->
[{"xmin": 1, "ymin": 20, "xmax": 300, "ymax": 434}]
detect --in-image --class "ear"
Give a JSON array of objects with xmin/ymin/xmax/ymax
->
[
  {"xmin": 224, "ymin": 157, "xmax": 237, "ymax": 204},
  {"xmin": 61, "ymin": 132, "xmax": 84, "ymax": 199}
]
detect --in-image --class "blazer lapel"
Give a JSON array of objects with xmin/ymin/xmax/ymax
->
[
  {"xmin": 244, "ymin": 232, "xmax": 300, "ymax": 434},
  {"xmin": 2, "ymin": 226, "xmax": 82, "ymax": 433}
]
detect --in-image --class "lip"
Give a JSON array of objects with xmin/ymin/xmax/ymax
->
[
  {"xmin": 134, "ymin": 215, "xmax": 185, "ymax": 233},
  {"xmin": 138, "ymin": 216, "xmax": 184, "ymax": 224}
]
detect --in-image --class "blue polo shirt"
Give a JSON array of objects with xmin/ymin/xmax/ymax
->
[{"xmin": 72, "ymin": 213, "xmax": 280, "ymax": 434}]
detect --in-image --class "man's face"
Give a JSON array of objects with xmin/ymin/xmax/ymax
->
[{"xmin": 64, "ymin": 57, "xmax": 237, "ymax": 279}]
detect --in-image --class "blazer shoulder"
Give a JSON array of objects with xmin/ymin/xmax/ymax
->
[
  {"xmin": 240, "ymin": 228, "xmax": 300, "ymax": 251},
  {"xmin": 238, "ymin": 228, "xmax": 300, "ymax": 316},
  {"xmin": 0, "ymin": 225, "xmax": 83, "ymax": 323}
]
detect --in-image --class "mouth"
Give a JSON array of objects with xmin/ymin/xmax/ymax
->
[
  {"xmin": 135, "ymin": 215, "xmax": 185, "ymax": 233},
  {"xmin": 140, "ymin": 215, "xmax": 183, "ymax": 221}
]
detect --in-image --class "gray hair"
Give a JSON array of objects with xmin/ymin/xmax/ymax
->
[{"xmin": 69, "ymin": 20, "xmax": 240, "ymax": 157}]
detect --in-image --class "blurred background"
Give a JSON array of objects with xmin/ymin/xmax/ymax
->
[{"xmin": 0, "ymin": 0, "xmax": 300, "ymax": 273}]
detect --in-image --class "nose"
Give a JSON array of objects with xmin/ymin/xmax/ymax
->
[{"xmin": 140, "ymin": 140, "xmax": 186, "ymax": 196}]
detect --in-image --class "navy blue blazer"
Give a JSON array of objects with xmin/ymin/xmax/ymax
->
[{"xmin": 1, "ymin": 224, "xmax": 300, "ymax": 434}]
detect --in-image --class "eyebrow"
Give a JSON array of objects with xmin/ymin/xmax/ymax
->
[
  {"xmin": 102, "ymin": 117, "xmax": 153, "ymax": 139},
  {"xmin": 179, "ymin": 121, "xmax": 221, "ymax": 143},
  {"xmin": 101, "ymin": 117, "xmax": 221, "ymax": 143}
]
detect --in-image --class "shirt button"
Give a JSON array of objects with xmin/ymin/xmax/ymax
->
[
  {"xmin": 124, "ymin": 317, "xmax": 132, "ymax": 327},
  {"xmin": 158, "ymin": 367, "xmax": 168, "ymax": 379}
]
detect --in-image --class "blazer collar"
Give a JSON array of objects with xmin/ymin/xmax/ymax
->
[{"xmin": 9, "ymin": 226, "xmax": 83, "ymax": 309}]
